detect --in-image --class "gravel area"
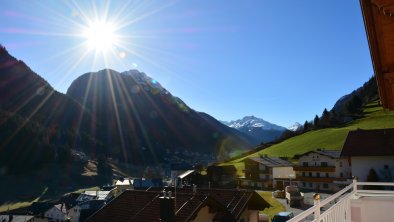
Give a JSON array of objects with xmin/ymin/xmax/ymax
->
[{"xmin": 274, "ymin": 192, "xmax": 333, "ymax": 219}]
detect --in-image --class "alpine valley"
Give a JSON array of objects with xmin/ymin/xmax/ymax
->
[{"xmin": 0, "ymin": 45, "xmax": 255, "ymax": 174}]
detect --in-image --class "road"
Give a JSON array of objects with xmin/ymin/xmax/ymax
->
[{"xmin": 274, "ymin": 192, "xmax": 333, "ymax": 220}]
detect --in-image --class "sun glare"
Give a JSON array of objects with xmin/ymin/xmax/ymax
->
[{"xmin": 83, "ymin": 21, "xmax": 118, "ymax": 52}]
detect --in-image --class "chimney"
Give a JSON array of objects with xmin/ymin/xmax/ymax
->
[{"xmin": 160, "ymin": 191, "xmax": 175, "ymax": 222}]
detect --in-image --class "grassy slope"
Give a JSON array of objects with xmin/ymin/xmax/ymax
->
[
  {"xmin": 257, "ymin": 191, "xmax": 286, "ymax": 219},
  {"xmin": 228, "ymin": 102, "xmax": 394, "ymax": 163}
]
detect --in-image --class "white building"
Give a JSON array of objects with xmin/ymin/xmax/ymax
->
[
  {"xmin": 114, "ymin": 178, "xmax": 133, "ymax": 196},
  {"xmin": 341, "ymin": 128, "xmax": 394, "ymax": 182},
  {"xmin": 44, "ymin": 203, "xmax": 67, "ymax": 222},
  {"xmin": 66, "ymin": 205, "xmax": 81, "ymax": 222},
  {"xmin": 294, "ymin": 149, "xmax": 351, "ymax": 191}
]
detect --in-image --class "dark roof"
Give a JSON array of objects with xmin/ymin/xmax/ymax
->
[
  {"xmin": 341, "ymin": 128, "xmax": 394, "ymax": 157},
  {"xmin": 246, "ymin": 157, "xmax": 293, "ymax": 167},
  {"xmin": 87, "ymin": 188, "xmax": 269, "ymax": 222},
  {"xmin": 207, "ymin": 165, "xmax": 237, "ymax": 173},
  {"xmin": 296, "ymin": 150, "xmax": 341, "ymax": 159},
  {"xmin": 29, "ymin": 202, "xmax": 54, "ymax": 215}
]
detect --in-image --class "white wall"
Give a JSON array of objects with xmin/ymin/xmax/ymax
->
[
  {"xmin": 335, "ymin": 158, "xmax": 351, "ymax": 179},
  {"xmin": 351, "ymin": 156, "xmax": 394, "ymax": 182},
  {"xmin": 299, "ymin": 153, "xmax": 335, "ymax": 167},
  {"xmin": 351, "ymin": 197, "xmax": 394, "ymax": 222},
  {"xmin": 44, "ymin": 207, "xmax": 65, "ymax": 222},
  {"xmin": 273, "ymin": 167, "xmax": 294, "ymax": 179},
  {"xmin": 67, "ymin": 206, "xmax": 81, "ymax": 222}
]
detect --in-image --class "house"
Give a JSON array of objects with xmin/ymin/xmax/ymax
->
[
  {"xmin": 86, "ymin": 187, "xmax": 270, "ymax": 222},
  {"xmin": 0, "ymin": 215, "xmax": 48, "ymax": 222},
  {"xmin": 78, "ymin": 200, "xmax": 106, "ymax": 222},
  {"xmin": 132, "ymin": 178, "xmax": 163, "ymax": 190},
  {"xmin": 83, "ymin": 190, "xmax": 115, "ymax": 201},
  {"xmin": 170, "ymin": 163, "xmax": 193, "ymax": 184},
  {"xmin": 341, "ymin": 128, "xmax": 394, "ymax": 182},
  {"xmin": 175, "ymin": 170, "xmax": 205, "ymax": 188},
  {"xmin": 67, "ymin": 205, "xmax": 82, "ymax": 222},
  {"xmin": 206, "ymin": 165, "xmax": 237, "ymax": 188},
  {"xmin": 240, "ymin": 156, "xmax": 294, "ymax": 189},
  {"xmin": 294, "ymin": 149, "xmax": 351, "ymax": 191},
  {"xmin": 114, "ymin": 178, "xmax": 133, "ymax": 196},
  {"xmin": 44, "ymin": 203, "xmax": 67, "ymax": 222}
]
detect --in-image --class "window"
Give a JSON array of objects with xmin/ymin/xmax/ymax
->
[
  {"xmin": 339, "ymin": 162, "xmax": 343, "ymax": 167},
  {"xmin": 315, "ymin": 162, "xmax": 317, "ymax": 166},
  {"xmin": 323, "ymin": 183, "xmax": 329, "ymax": 189},
  {"xmin": 317, "ymin": 173, "xmax": 320, "ymax": 177},
  {"xmin": 340, "ymin": 172, "xmax": 343, "ymax": 178},
  {"xmin": 309, "ymin": 182, "xmax": 313, "ymax": 187},
  {"xmin": 303, "ymin": 162, "xmax": 308, "ymax": 166},
  {"xmin": 302, "ymin": 182, "xmax": 306, "ymax": 187},
  {"xmin": 309, "ymin": 172, "xmax": 312, "ymax": 177},
  {"xmin": 321, "ymin": 162, "xmax": 328, "ymax": 167},
  {"xmin": 326, "ymin": 173, "xmax": 329, "ymax": 178},
  {"xmin": 302, "ymin": 172, "xmax": 305, "ymax": 177}
]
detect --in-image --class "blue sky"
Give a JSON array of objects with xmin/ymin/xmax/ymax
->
[{"xmin": 0, "ymin": 0, "xmax": 373, "ymax": 127}]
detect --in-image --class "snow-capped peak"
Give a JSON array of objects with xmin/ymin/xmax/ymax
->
[
  {"xmin": 224, "ymin": 116, "xmax": 286, "ymax": 131},
  {"xmin": 287, "ymin": 122, "xmax": 302, "ymax": 132}
]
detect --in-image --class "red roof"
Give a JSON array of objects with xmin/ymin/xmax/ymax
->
[
  {"xmin": 341, "ymin": 128, "xmax": 394, "ymax": 157},
  {"xmin": 87, "ymin": 188, "xmax": 269, "ymax": 222}
]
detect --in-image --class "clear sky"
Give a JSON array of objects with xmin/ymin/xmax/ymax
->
[{"xmin": 0, "ymin": 0, "xmax": 373, "ymax": 128}]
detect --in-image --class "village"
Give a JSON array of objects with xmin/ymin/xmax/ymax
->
[{"xmin": 1, "ymin": 127, "xmax": 393, "ymax": 222}]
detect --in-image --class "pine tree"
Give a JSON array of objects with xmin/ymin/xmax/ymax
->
[
  {"xmin": 320, "ymin": 108, "xmax": 330, "ymax": 128},
  {"xmin": 303, "ymin": 121, "xmax": 310, "ymax": 132},
  {"xmin": 313, "ymin": 115, "xmax": 320, "ymax": 129}
]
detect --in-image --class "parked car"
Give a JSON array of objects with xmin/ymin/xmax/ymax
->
[{"xmin": 272, "ymin": 211, "xmax": 294, "ymax": 222}]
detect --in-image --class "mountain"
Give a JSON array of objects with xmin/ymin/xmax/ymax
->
[
  {"xmin": 0, "ymin": 45, "xmax": 253, "ymax": 173},
  {"xmin": 287, "ymin": 122, "xmax": 302, "ymax": 132},
  {"xmin": 0, "ymin": 45, "xmax": 102, "ymax": 174},
  {"xmin": 66, "ymin": 69, "xmax": 254, "ymax": 163},
  {"xmin": 331, "ymin": 76, "xmax": 379, "ymax": 115},
  {"xmin": 222, "ymin": 116, "xmax": 286, "ymax": 144}
]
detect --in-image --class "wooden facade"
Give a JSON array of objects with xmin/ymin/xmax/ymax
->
[{"xmin": 361, "ymin": 0, "xmax": 394, "ymax": 109}]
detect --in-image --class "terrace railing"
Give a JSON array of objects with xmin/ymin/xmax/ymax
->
[{"xmin": 288, "ymin": 179, "xmax": 394, "ymax": 222}]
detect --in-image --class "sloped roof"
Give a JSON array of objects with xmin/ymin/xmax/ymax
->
[
  {"xmin": 87, "ymin": 188, "xmax": 269, "ymax": 222},
  {"xmin": 207, "ymin": 165, "xmax": 237, "ymax": 173},
  {"xmin": 246, "ymin": 156, "xmax": 293, "ymax": 167},
  {"xmin": 341, "ymin": 128, "xmax": 394, "ymax": 156},
  {"xmin": 53, "ymin": 203, "xmax": 67, "ymax": 214},
  {"xmin": 295, "ymin": 150, "xmax": 341, "ymax": 159}
]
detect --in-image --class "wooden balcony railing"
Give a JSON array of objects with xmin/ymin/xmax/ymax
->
[
  {"xmin": 293, "ymin": 166, "xmax": 336, "ymax": 172},
  {"xmin": 295, "ymin": 176, "xmax": 348, "ymax": 183}
]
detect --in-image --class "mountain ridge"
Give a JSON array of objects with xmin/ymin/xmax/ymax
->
[{"xmin": 222, "ymin": 115, "xmax": 286, "ymax": 144}]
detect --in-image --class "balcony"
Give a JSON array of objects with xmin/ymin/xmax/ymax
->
[
  {"xmin": 293, "ymin": 166, "xmax": 336, "ymax": 172},
  {"xmin": 296, "ymin": 176, "xmax": 348, "ymax": 183},
  {"xmin": 243, "ymin": 169, "xmax": 271, "ymax": 174},
  {"xmin": 288, "ymin": 179, "xmax": 394, "ymax": 222}
]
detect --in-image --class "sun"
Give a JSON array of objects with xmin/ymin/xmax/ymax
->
[{"xmin": 83, "ymin": 21, "xmax": 118, "ymax": 52}]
